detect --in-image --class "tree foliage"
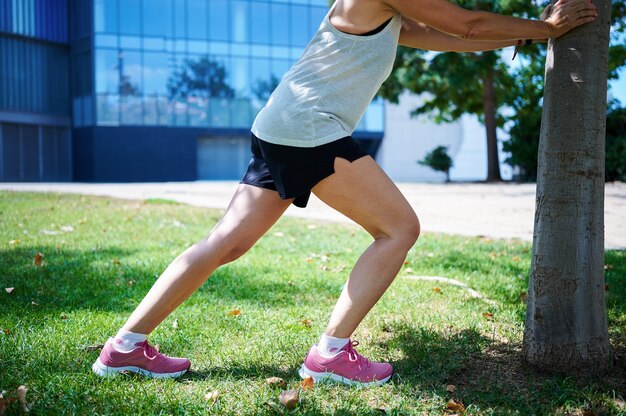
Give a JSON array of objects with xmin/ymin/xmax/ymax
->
[
  {"xmin": 167, "ymin": 56, "xmax": 235, "ymax": 101},
  {"xmin": 418, "ymin": 145, "xmax": 454, "ymax": 181}
]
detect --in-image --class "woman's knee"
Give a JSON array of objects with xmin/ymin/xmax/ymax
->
[{"xmin": 374, "ymin": 211, "xmax": 420, "ymax": 250}]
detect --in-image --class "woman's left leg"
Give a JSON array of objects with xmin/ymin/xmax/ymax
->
[{"xmin": 299, "ymin": 155, "xmax": 420, "ymax": 386}]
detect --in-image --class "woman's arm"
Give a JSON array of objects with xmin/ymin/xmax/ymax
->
[
  {"xmin": 399, "ymin": 18, "xmax": 519, "ymax": 52},
  {"xmin": 385, "ymin": 0, "xmax": 597, "ymax": 41}
]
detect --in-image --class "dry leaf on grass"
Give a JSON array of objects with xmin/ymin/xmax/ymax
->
[
  {"xmin": 8, "ymin": 240, "xmax": 20, "ymax": 245},
  {"xmin": 4, "ymin": 288, "xmax": 14, "ymax": 294},
  {"xmin": 226, "ymin": 308, "xmax": 241, "ymax": 317},
  {"xmin": 301, "ymin": 319, "xmax": 312, "ymax": 328},
  {"xmin": 0, "ymin": 392, "xmax": 17, "ymax": 416},
  {"xmin": 266, "ymin": 377, "xmax": 287, "ymax": 389},
  {"xmin": 279, "ymin": 389, "xmax": 299, "ymax": 410},
  {"xmin": 482, "ymin": 312, "xmax": 494, "ymax": 319},
  {"xmin": 446, "ymin": 384, "xmax": 457, "ymax": 393},
  {"xmin": 2, "ymin": 329, "xmax": 11, "ymax": 335},
  {"xmin": 300, "ymin": 376, "xmax": 314, "ymax": 390},
  {"xmin": 17, "ymin": 385, "xmax": 28, "ymax": 412},
  {"xmin": 33, "ymin": 253, "xmax": 43, "ymax": 267},
  {"xmin": 204, "ymin": 390, "xmax": 220, "ymax": 404},
  {"xmin": 82, "ymin": 344, "xmax": 105, "ymax": 352},
  {"xmin": 446, "ymin": 398, "xmax": 466, "ymax": 413},
  {"xmin": 432, "ymin": 287, "xmax": 442, "ymax": 293}
]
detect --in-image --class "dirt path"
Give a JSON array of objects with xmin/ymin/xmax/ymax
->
[{"xmin": 2, "ymin": 182, "xmax": 624, "ymax": 249}]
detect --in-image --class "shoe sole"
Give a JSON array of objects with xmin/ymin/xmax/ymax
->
[
  {"xmin": 299, "ymin": 364, "xmax": 392, "ymax": 387},
  {"xmin": 92, "ymin": 358, "xmax": 188, "ymax": 379}
]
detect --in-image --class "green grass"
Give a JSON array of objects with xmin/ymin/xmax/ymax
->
[{"xmin": 0, "ymin": 191, "xmax": 624, "ymax": 415}]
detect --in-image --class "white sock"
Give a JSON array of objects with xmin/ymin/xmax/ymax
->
[
  {"xmin": 113, "ymin": 329, "xmax": 147, "ymax": 352},
  {"xmin": 317, "ymin": 334, "xmax": 349, "ymax": 358}
]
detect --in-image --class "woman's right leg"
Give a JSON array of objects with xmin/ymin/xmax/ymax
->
[
  {"xmin": 122, "ymin": 184, "xmax": 293, "ymax": 334},
  {"xmin": 93, "ymin": 184, "xmax": 292, "ymax": 378}
]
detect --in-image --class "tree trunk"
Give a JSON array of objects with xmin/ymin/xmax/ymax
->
[
  {"xmin": 482, "ymin": 67, "xmax": 502, "ymax": 182},
  {"xmin": 522, "ymin": 0, "xmax": 612, "ymax": 374}
]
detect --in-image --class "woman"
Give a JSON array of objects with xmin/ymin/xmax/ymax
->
[{"xmin": 92, "ymin": 0, "xmax": 597, "ymax": 386}]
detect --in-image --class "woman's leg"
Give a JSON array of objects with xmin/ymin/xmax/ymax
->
[
  {"xmin": 121, "ymin": 184, "xmax": 293, "ymax": 334},
  {"xmin": 312, "ymin": 156, "xmax": 420, "ymax": 338}
]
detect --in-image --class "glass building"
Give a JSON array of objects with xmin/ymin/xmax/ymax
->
[{"xmin": 1, "ymin": 0, "xmax": 385, "ymax": 182}]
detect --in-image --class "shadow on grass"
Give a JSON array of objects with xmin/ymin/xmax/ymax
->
[{"xmin": 0, "ymin": 246, "xmax": 339, "ymax": 317}]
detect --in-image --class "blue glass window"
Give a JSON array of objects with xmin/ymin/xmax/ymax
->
[
  {"xmin": 250, "ymin": 2, "xmax": 269, "ymax": 45},
  {"xmin": 231, "ymin": 1, "xmax": 249, "ymax": 43},
  {"xmin": 143, "ymin": 51, "xmax": 170, "ymax": 95},
  {"xmin": 290, "ymin": 5, "xmax": 309, "ymax": 46},
  {"xmin": 119, "ymin": 0, "xmax": 140, "ymax": 35},
  {"xmin": 187, "ymin": 0, "xmax": 207, "ymax": 39},
  {"xmin": 144, "ymin": 0, "xmax": 172, "ymax": 38},
  {"xmin": 173, "ymin": 0, "xmax": 186, "ymax": 38},
  {"xmin": 95, "ymin": 49, "xmax": 120, "ymax": 94},
  {"xmin": 209, "ymin": 0, "xmax": 228, "ymax": 41},
  {"xmin": 94, "ymin": 0, "xmax": 117, "ymax": 33},
  {"xmin": 271, "ymin": 4, "xmax": 289, "ymax": 46}
]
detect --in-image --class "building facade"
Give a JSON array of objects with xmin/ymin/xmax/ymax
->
[{"xmin": 1, "ymin": 0, "xmax": 385, "ymax": 182}]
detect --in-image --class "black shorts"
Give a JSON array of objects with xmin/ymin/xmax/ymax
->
[{"xmin": 240, "ymin": 133, "xmax": 369, "ymax": 208}]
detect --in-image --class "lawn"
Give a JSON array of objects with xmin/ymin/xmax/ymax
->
[{"xmin": 0, "ymin": 191, "xmax": 624, "ymax": 415}]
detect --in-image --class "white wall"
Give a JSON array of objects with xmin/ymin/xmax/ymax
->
[{"xmin": 377, "ymin": 92, "xmax": 512, "ymax": 182}]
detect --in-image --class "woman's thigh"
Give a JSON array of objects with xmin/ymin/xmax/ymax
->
[{"xmin": 311, "ymin": 156, "xmax": 420, "ymax": 240}]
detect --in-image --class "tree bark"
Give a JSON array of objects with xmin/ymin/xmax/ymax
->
[
  {"xmin": 522, "ymin": 0, "xmax": 612, "ymax": 374},
  {"xmin": 482, "ymin": 67, "xmax": 502, "ymax": 182}
]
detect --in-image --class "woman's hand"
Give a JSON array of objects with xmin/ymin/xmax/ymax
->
[{"xmin": 542, "ymin": 0, "xmax": 598, "ymax": 38}]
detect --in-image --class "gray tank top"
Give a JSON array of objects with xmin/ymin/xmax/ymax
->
[{"xmin": 251, "ymin": 6, "xmax": 402, "ymax": 148}]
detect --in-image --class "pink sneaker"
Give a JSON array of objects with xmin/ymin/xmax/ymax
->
[
  {"xmin": 92, "ymin": 338, "xmax": 190, "ymax": 379},
  {"xmin": 299, "ymin": 340, "xmax": 393, "ymax": 387}
]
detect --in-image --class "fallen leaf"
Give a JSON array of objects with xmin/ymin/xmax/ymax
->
[
  {"xmin": 0, "ymin": 392, "xmax": 17, "ymax": 416},
  {"xmin": 404, "ymin": 260, "xmax": 410, "ymax": 266},
  {"xmin": 60, "ymin": 225, "xmax": 74, "ymax": 233},
  {"xmin": 3, "ymin": 329, "xmax": 11, "ymax": 335},
  {"xmin": 5, "ymin": 288, "xmax": 14, "ymax": 294},
  {"xmin": 33, "ymin": 253, "xmax": 43, "ymax": 267},
  {"xmin": 305, "ymin": 257, "xmax": 315, "ymax": 263},
  {"xmin": 273, "ymin": 232, "xmax": 284, "ymax": 237},
  {"xmin": 432, "ymin": 287, "xmax": 442, "ymax": 293},
  {"xmin": 227, "ymin": 308, "xmax": 241, "ymax": 317},
  {"xmin": 8, "ymin": 239, "xmax": 20, "ymax": 245},
  {"xmin": 520, "ymin": 291, "xmax": 528, "ymax": 302},
  {"xmin": 17, "ymin": 385, "xmax": 28, "ymax": 412},
  {"xmin": 266, "ymin": 377, "xmax": 287, "ymax": 389},
  {"xmin": 446, "ymin": 384, "xmax": 457, "ymax": 393},
  {"xmin": 300, "ymin": 376, "xmax": 314, "ymax": 390},
  {"xmin": 279, "ymin": 389, "xmax": 299, "ymax": 410},
  {"xmin": 204, "ymin": 390, "xmax": 220, "ymax": 403},
  {"xmin": 82, "ymin": 344, "xmax": 105, "ymax": 351},
  {"xmin": 301, "ymin": 319, "xmax": 312, "ymax": 328},
  {"xmin": 483, "ymin": 312, "xmax": 494, "ymax": 319},
  {"xmin": 446, "ymin": 398, "xmax": 466, "ymax": 413},
  {"xmin": 172, "ymin": 319, "xmax": 179, "ymax": 328}
]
